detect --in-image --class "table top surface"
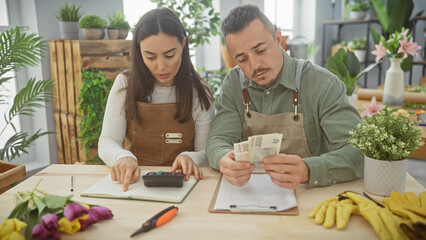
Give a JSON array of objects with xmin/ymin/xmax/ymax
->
[{"xmin": 1, "ymin": 164, "xmax": 425, "ymax": 240}]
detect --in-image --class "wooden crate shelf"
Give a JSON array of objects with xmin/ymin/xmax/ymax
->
[{"xmin": 49, "ymin": 40, "xmax": 132, "ymax": 164}]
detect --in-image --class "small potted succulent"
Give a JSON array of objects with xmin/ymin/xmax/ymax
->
[
  {"xmin": 349, "ymin": 106, "xmax": 424, "ymax": 196},
  {"xmin": 56, "ymin": 3, "xmax": 82, "ymax": 39},
  {"xmin": 78, "ymin": 14, "xmax": 106, "ymax": 40},
  {"xmin": 349, "ymin": 0, "xmax": 371, "ymax": 20},
  {"xmin": 348, "ymin": 37, "xmax": 367, "ymax": 62},
  {"xmin": 107, "ymin": 12, "xmax": 130, "ymax": 39}
]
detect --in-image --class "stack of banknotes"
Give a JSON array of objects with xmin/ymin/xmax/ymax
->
[{"xmin": 234, "ymin": 133, "xmax": 282, "ymax": 163}]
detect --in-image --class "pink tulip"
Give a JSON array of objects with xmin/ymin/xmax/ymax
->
[
  {"xmin": 64, "ymin": 203, "xmax": 89, "ymax": 221},
  {"xmin": 371, "ymin": 42, "xmax": 387, "ymax": 62},
  {"xmin": 32, "ymin": 214, "xmax": 61, "ymax": 240},
  {"xmin": 79, "ymin": 206, "xmax": 113, "ymax": 231},
  {"xmin": 398, "ymin": 36, "xmax": 422, "ymax": 59}
]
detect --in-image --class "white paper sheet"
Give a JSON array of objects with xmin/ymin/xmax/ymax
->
[{"xmin": 214, "ymin": 174, "xmax": 297, "ymax": 212}]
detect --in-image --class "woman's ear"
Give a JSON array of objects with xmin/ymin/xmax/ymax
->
[{"xmin": 181, "ymin": 37, "xmax": 187, "ymax": 50}]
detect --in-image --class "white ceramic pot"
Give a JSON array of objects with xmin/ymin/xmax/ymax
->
[
  {"xmin": 364, "ymin": 155, "xmax": 406, "ymax": 196},
  {"xmin": 353, "ymin": 50, "xmax": 366, "ymax": 63},
  {"xmin": 350, "ymin": 11, "xmax": 367, "ymax": 20},
  {"xmin": 58, "ymin": 21, "xmax": 79, "ymax": 40},
  {"xmin": 347, "ymin": 93, "xmax": 357, "ymax": 107},
  {"xmin": 383, "ymin": 58, "xmax": 404, "ymax": 106},
  {"xmin": 82, "ymin": 28, "xmax": 105, "ymax": 40}
]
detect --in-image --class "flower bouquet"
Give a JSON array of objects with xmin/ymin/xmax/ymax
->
[
  {"xmin": 0, "ymin": 180, "xmax": 113, "ymax": 240},
  {"xmin": 371, "ymin": 28, "xmax": 422, "ymax": 63}
]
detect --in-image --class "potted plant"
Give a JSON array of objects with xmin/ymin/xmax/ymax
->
[
  {"xmin": 77, "ymin": 69, "xmax": 112, "ymax": 164},
  {"xmin": 107, "ymin": 11, "xmax": 130, "ymax": 39},
  {"xmin": 326, "ymin": 48, "xmax": 380, "ymax": 106},
  {"xmin": 349, "ymin": 0, "xmax": 370, "ymax": 20},
  {"xmin": 56, "ymin": 3, "xmax": 82, "ymax": 39},
  {"xmin": 348, "ymin": 37, "xmax": 367, "ymax": 62},
  {"xmin": 78, "ymin": 14, "xmax": 106, "ymax": 40},
  {"xmin": 349, "ymin": 106, "xmax": 424, "ymax": 196},
  {"xmin": 0, "ymin": 27, "xmax": 54, "ymax": 190},
  {"xmin": 106, "ymin": 12, "xmax": 121, "ymax": 40}
]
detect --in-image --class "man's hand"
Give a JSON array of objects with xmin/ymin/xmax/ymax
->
[
  {"xmin": 259, "ymin": 154, "xmax": 310, "ymax": 189},
  {"xmin": 220, "ymin": 151, "xmax": 254, "ymax": 186},
  {"xmin": 111, "ymin": 157, "xmax": 140, "ymax": 192},
  {"xmin": 171, "ymin": 155, "xmax": 203, "ymax": 181}
]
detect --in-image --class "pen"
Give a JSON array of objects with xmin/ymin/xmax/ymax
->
[
  {"xmin": 130, "ymin": 206, "xmax": 178, "ymax": 237},
  {"xmin": 70, "ymin": 176, "xmax": 74, "ymax": 192}
]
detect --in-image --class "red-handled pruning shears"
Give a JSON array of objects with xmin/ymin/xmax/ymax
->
[{"xmin": 130, "ymin": 206, "xmax": 178, "ymax": 237}]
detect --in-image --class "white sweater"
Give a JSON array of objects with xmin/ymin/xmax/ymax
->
[{"xmin": 98, "ymin": 73, "xmax": 215, "ymax": 166}]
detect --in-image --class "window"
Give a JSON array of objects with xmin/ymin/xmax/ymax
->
[
  {"xmin": 0, "ymin": 0, "xmax": 9, "ymax": 26},
  {"xmin": 264, "ymin": 0, "xmax": 294, "ymax": 38},
  {"xmin": 123, "ymin": 0, "xmax": 157, "ymax": 40}
]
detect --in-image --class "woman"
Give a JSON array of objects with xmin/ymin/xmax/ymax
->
[{"xmin": 98, "ymin": 7, "xmax": 215, "ymax": 191}]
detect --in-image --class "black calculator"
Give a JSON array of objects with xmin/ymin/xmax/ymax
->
[{"xmin": 142, "ymin": 171, "xmax": 184, "ymax": 187}]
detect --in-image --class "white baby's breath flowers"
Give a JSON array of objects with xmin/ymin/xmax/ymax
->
[{"xmin": 349, "ymin": 107, "xmax": 424, "ymax": 161}]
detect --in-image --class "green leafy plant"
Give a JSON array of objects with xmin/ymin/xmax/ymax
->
[
  {"xmin": 0, "ymin": 26, "xmax": 53, "ymax": 162},
  {"xmin": 369, "ymin": 0, "xmax": 423, "ymax": 71},
  {"xmin": 350, "ymin": 1, "xmax": 371, "ymax": 11},
  {"xmin": 326, "ymin": 48, "xmax": 380, "ymax": 96},
  {"xmin": 151, "ymin": 0, "xmax": 221, "ymax": 48},
  {"xmin": 76, "ymin": 69, "xmax": 112, "ymax": 162},
  {"xmin": 78, "ymin": 15, "xmax": 106, "ymax": 29},
  {"xmin": 349, "ymin": 37, "xmax": 366, "ymax": 50},
  {"xmin": 349, "ymin": 107, "xmax": 424, "ymax": 161},
  {"xmin": 198, "ymin": 67, "xmax": 230, "ymax": 108},
  {"xmin": 107, "ymin": 11, "xmax": 130, "ymax": 30},
  {"xmin": 56, "ymin": 3, "xmax": 82, "ymax": 22}
]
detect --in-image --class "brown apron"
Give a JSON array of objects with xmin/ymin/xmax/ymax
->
[
  {"xmin": 123, "ymin": 102, "xmax": 195, "ymax": 166},
  {"xmin": 240, "ymin": 59, "xmax": 312, "ymax": 158}
]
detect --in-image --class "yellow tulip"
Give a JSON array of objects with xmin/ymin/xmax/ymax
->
[
  {"xmin": 58, "ymin": 217, "xmax": 81, "ymax": 234},
  {"xmin": 0, "ymin": 218, "xmax": 27, "ymax": 240}
]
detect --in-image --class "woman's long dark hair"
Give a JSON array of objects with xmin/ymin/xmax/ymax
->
[{"xmin": 124, "ymin": 7, "xmax": 213, "ymax": 124}]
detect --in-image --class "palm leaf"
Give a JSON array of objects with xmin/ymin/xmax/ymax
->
[
  {"xmin": 0, "ymin": 130, "xmax": 53, "ymax": 161},
  {"xmin": 0, "ymin": 26, "xmax": 46, "ymax": 79}
]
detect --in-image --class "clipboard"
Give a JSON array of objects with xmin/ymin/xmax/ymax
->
[{"xmin": 208, "ymin": 174, "xmax": 299, "ymax": 215}]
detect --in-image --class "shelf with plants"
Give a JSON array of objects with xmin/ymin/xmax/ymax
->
[{"xmin": 49, "ymin": 39, "xmax": 131, "ymax": 164}]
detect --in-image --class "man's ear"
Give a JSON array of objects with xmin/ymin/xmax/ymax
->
[{"xmin": 275, "ymin": 30, "xmax": 282, "ymax": 46}]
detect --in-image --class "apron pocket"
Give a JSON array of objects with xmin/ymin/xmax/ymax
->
[
  {"xmin": 303, "ymin": 115, "xmax": 320, "ymax": 155},
  {"xmin": 132, "ymin": 131, "xmax": 164, "ymax": 164}
]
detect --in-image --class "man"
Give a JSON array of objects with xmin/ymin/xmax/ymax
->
[{"xmin": 206, "ymin": 4, "xmax": 363, "ymax": 189}]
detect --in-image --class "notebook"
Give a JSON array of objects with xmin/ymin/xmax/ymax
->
[
  {"xmin": 209, "ymin": 174, "xmax": 298, "ymax": 215},
  {"xmin": 81, "ymin": 171, "xmax": 199, "ymax": 203}
]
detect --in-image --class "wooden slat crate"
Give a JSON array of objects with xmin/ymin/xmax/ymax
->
[{"xmin": 49, "ymin": 40, "xmax": 132, "ymax": 164}]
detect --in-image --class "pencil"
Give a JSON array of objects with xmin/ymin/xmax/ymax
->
[{"xmin": 71, "ymin": 176, "xmax": 74, "ymax": 192}]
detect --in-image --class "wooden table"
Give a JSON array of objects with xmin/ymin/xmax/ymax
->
[
  {"xmin": 1, "ymin": 164, "xmax": 425, "ymax": 240},
  {"xmin": 356, "ymin": 99, "xmax": 426, "ymax": 160}
]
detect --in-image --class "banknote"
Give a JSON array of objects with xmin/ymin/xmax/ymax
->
[{"xmin": 234, "ymin": 133, "xmax": 282, "ymax": 163}]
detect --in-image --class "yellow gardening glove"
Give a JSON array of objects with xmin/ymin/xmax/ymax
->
[
  {"xmin": 346, "ymin": 192, "xmax": 409, "ymax": 240},
  {"xmin": 309, "ymin": 193, "xmax": 358, "ymax": 230},
  {"xmin": 382, "ymin": 191, "xmax": 426, "ymax": 240}
]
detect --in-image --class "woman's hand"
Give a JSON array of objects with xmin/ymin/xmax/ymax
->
[
  {"xmin": 111, "ymin": 157, "xmax": 140, "ymax": 192},
  {"xmin": 171, "ymin": 155, "xmax": 203, "ymax": 181}
]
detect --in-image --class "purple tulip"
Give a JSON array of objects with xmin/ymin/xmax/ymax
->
[
  {"xmin": 64, "ymin": 203, "xmax": 89, "ymax": 221},
  {"xmin": 79, "ymin": 206, "xmax": 113, "ymax": 231},
  {"xmin": 32, "ymin": 214, "xmax": 61, "ymax": 240}
]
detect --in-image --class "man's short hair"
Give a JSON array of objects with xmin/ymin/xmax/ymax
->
[{"xmin": 221, "ymin": 4, "xmax": 275, "ymax": 38}]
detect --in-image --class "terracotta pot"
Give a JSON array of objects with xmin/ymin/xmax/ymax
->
[
  {"xmin": 107, "ymin": 29, "xmax": 119, "ymax": 40},
  {"xmin": 118, "ymin": 29, "xmax": 129, "ymax": 39}
]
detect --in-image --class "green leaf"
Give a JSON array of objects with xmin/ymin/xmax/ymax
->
[
  {"xmin": 388, "ymin": 0, "xmax": 413, "ymax": 34},
  {"xmin": 7, "ymin": 197, "xmax": 30, "ymax": 219},
  {"xmin": 347, "ymin": 51, "xmax": 361, "ymax": 77},
  {"xmin": 371, "ymin": 0, "xmax": 389, "ymax": 33},
  {"xmin": 33, "ymin": 197, "xmax": 47, "ymax": 217},
  {"xmin": 369, "ymin": 26, "xmax": 381, "ymax": 45},
  {"xmin": 24, "ymin": 209, "xmax": 40, "ymax": 240},
  {"xmin": 400, "ymin": 55, "xmax": 412, "ymax": 72},
  {"xmin": 42, "ymin": 194, "xmax": 73, "ymax": 209}
]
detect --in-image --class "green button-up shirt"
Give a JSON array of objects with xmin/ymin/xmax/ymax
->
[{"xmin": 206, "ymin": 50, "xmax": 364, "ymax": 188}]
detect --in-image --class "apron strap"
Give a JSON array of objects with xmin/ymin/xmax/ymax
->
[
  {"xmin": 293, "ymin": 59, "xmax": 305, "ymax": 121},
  {"xmin": 239, "ymin": 69, "xmax": 251, "ymax": 116}
]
